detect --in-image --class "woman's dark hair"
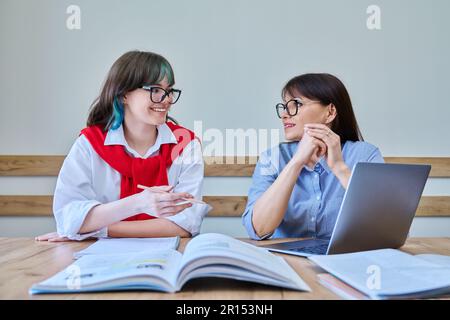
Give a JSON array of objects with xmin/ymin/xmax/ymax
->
[
  {"xmin": 282, "ymin": 73, "xmax": 363, "ymax": 142},
  {"xmin": 87, "ymin": 50, "xmax": 176, "ymax": 130}
]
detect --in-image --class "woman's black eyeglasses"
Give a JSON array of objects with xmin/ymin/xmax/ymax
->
[
  {"xmin": 142, "ymin": 86, "xmax": 181, "ymax": 104},
  {"xmin": 275, "ymin": 98, "xmax": 319, "ymax": 118}
]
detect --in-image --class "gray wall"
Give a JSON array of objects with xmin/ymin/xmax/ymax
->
[{"xmin": 1, "ymin": 0, "xmax": 449, "ymax": 237}]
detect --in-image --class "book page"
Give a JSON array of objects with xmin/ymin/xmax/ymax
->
[
  {"xmin": 32, "ymin": 250, "xmax": 182, "ymax": 293},
  {"xmin": 309, "ymin": 249, "xmax": 450, "ymax": 299},
  {"xmin": 178, "ymin": 233, "xmax": 310, "ymax": 291},
  {"xmin": 73, "ymin": 237, "xmax": 180, "ymax": 259},
  {"xmin": 416, "ymin": 254, "xmax": 450, "ymax": 267}
]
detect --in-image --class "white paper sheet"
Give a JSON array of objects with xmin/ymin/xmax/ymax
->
[
  {"xmin": 309, "ymin": 249, "xmax": 450, "ymax": 299},
  {"xmin": 73, "ymin": 237, "xmax": 180, "ymax": 259}
]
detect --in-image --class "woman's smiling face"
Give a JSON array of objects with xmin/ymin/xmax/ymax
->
[{"xmin": 280, "ymin": 90, "xmax": 333, "ymax": 141}]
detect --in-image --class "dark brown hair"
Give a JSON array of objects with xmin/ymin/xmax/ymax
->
[
  {"xmin": 87, "ymin": 50, "xmax": 176, "ymax": 130},
  {"xmin": 282, "ymin": 73, "xmax": 363, "ymax": 142}
]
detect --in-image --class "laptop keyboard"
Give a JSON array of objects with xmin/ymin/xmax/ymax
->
[{"xmin": 291, "ymin": 243, "xmax": 329, "ymax": 255}]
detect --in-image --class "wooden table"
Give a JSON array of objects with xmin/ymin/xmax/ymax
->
[{"xmin": 0, "ymin": 237, "xmax": 449, "ymax": 300}]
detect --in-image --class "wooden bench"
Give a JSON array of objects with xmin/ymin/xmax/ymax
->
[{"xmin": 0, "ymin": 156, "xmax": 450, "ymax": 217}]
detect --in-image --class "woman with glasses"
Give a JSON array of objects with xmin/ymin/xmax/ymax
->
[
  {"xmin": 242, "ymin": 73, "xmax": 384, "ymax": 240},
  {"xmin": 36, "ymin": 50, "xmax": 209, "ymax": 241}
]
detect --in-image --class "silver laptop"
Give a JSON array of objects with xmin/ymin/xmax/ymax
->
[{"xmin": 260, "ymin": 162, "xmax": 431, "ymax": 257}]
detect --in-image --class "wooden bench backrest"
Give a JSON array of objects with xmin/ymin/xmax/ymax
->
[{"xmin": 1, "ymin": 156, "xmax": 449, "ymax": 217}]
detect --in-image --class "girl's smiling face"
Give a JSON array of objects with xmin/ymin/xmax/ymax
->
[{"xmin": 123, "ymin": 77, "xmax": 173, "ymax": 127}]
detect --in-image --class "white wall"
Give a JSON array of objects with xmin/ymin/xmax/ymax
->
[{"xmin": 1, "ymin": 0, "xmax": 449, "ymax": 237}]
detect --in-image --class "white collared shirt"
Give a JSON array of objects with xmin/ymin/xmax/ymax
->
[{"xmin": 53, "ymin": 123, "xmax": 209, "ymax": 240}]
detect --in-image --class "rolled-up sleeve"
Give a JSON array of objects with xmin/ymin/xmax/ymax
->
[
  {"xmin": 165, "ymin": 139, "xmax": 211, "ymax": 236},
  {"xmin": 242, "ymin": 149, "xmax": 278, "ymax": 240},
  {"xmin": 53, "ymin": 136, "xmax": 107, "ymax": 241}
]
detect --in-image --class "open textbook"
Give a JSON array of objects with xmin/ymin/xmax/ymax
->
[
  {"xmin": 30, "ymin": 233, "xmax": 311, "ymax": 294},
  {"xmin": 309, "ymin": 249, "xmax": 450, "ymax": 299}
]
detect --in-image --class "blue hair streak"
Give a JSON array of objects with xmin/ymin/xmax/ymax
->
[{"xmin": 107, "ymin": 96, "xmax": 124, "ymax": 130}]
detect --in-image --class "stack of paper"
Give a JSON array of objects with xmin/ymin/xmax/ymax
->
[{"xmin": 309, "ymin": 249, "xmax": 450, "ymax": 299}]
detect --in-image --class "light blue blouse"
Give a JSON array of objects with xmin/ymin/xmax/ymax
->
[{"xmin": 242, "ymin": 140, "xmax": 384, "ymax": 240}]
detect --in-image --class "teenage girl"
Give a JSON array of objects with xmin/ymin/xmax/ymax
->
[{"xmin": 36, "ymin": 50, "xmax": 209, "ymax": 241}]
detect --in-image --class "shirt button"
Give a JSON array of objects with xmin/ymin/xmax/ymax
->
[
  {"xmin": 316, "ymin": 196, "xmax": 320, "ymax": 201},
  {"xmin": 311, "ymin": 217, "xmax": 315, "ymax": 222}
]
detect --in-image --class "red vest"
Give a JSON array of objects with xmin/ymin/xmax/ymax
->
[{"xmin": 80, "ymin": 122, "xmax": 195, "ymax": 221}]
